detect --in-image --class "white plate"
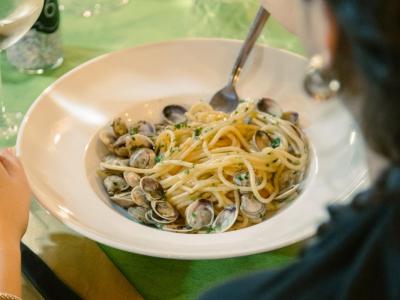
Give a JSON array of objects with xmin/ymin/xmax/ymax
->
[{"xmin": 17, "ymin": 39, "xmax": 368, "ymax": 259}]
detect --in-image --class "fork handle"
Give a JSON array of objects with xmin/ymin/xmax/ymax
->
[{"xmin": 229, "ymin": 7, "xmax": 270, "ymax": 87}]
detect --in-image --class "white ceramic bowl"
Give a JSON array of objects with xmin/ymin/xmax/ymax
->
[{"xmin": 17, "ymin": 39, "xmax": 368, "ymax": 259}]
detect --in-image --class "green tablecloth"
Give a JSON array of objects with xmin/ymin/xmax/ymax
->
[
  {"xmin": 2, "ymin": 1, "xmax": 305, "ymax": 299},
  {"xmin": 100, "ymin": 243, "xmax": 301, "ymax": 300}
]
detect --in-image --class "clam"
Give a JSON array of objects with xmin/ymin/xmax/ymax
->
[
  {"xmin": 99, "ymin": 129, "xmax": 116, "ymax": 147},
  {"xmin": 282, "ymin": 111, "xmax": 299, "ymax": 125},
  {"xmin": 110, "ymin": 191, "xmax": 134, "ymax": 208},
  {"xmin": 163, "ymin": 105, "xmax": 187, "ymax": 124},
  {"xmin": 253, "ymin": 130, "xmax": 272, "ymax": 151},
  {"xmin": 257, "ymin": 98, "xmax": 283, "ymax": 118},
  {"xmin": 103, "ymin": 175, "xmax": 129, "ymax": 195},
  {"xmin": 112, "ymin": 117, "xmax": 128, "ymax": 137},
  {"xmin": 130, "ymin": 121, "xmax": 155, "ymax": 137},
  {"xmin": 275, "ymin": 184, "xmax": 299, "ymax": 201},
  {"xmin": 145, "ymin": 210, "xmax": 175, "ymax": 224},
  {"xmin": 112, "ymin": 134, "xmax": 130, "ymax": 158},
  {"xmin": 123, "ymin": 171, "xmax": 141, "ymax": 188},
  {"xmin": 275, "ymin": 170, "xmax": 301, "ymax": 201},
  {"xmin": 185, "ymin": 199, "xmax": 214, "ymax": 230},
  {"xmin": 113, "ymin": 134, "xmax": 130, "ymax": 148},
  {"xmin": 155, "ymin": 122, "xmax": 168, "ymax": 135},
  {"xmin": 240, "ymin": 193, "xmax": 266, "ymax": 219},
  {"xmin": 140, "ymin": 177, "xmax": 165, "ymax": 200},
  {"xmin": 126, "ymin": 134, "xmax": 155, "ymax": 152},
  {"xmin": 114, "ymin": 146, "xmax": 130, "ymax": 158},
  {"xmin": 160, "ymin": 224, "xmax": 193, "ymax": 233},
  {"xmin": 233, "ymin": 171, "xmax": 250, "ymax": 187},
  {"xmin": 103, "ymin": 155, "xmax": 129, "ymax": 167},
  {"xmin": 211, "ymin": 205, "xmax": 238, "ymax": 233},
  {"xmin": 129, "ymin": 148, "xmax": 156, "ymax": 169},
  {"xmin": 151, "ymin": 200, "xmax": 179, "ymax": 222},
  {"xmin": 131, "ymin": 186, "xmax": 150, "ymax": 208},
  {"xmin": 127, "ymin": 206, "xmax": 149, "ymax": 224}
]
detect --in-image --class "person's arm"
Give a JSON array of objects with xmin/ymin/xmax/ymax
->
[
  {"xmin": 0, "ymin": 241, "xmax": 21, "ymax": 296},
  {"xmin": 0, "ymin": 149, "xmax": 32, "ymax": 297}
]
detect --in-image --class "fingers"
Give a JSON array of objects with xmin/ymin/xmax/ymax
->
[
  {"xmin": 0, "ymin": 156, "xmax": 9, "ymax": 178},
  {"xmin": 0, "ymin": 148, "xmax": 25, "ymax": 179}
]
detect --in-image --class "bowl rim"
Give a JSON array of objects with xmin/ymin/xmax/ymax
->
[{"xmin": 16, "ymin": 38, "xmax": 368, "ymax": 259}]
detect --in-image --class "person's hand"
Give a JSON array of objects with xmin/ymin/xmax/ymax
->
[
  {"xmin": 260, "ymin": 0, "xmax": 301, "ymax": 35},
  {"xmin": 0, "ymin": 148, "xmax": 32, "ymax": 247}
]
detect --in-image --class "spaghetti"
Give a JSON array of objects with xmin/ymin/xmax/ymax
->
[{"xmin": 98, "ymin": 99, "xmax": 309, "ymax": 233}]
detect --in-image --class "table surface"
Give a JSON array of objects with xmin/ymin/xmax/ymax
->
[{"xmin": 1, "ymin": 1, "xmax": 305, "ymax": 299}]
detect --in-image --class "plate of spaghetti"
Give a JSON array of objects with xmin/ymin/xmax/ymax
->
[{"xmin": 17, "ymin": 39, "xmax": 368, "ymax": 259}]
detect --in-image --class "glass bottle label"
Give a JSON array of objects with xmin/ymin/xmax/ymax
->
[{"xmin": 32, "ymin": 0, "xmax": 60, "ymax": 34}]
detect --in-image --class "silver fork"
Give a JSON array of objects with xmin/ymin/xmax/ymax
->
[{"xmin": 209, "ymin": 7, "xmax": 270, "ymax": 112}]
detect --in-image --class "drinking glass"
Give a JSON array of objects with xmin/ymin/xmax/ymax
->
[
  {"xmin": 0, "ymin": 0, "xmax": 44, "ymax": 143},
  {"xmin": 59, "ymin": 0, "xmax": 130, "ymax": 18}
]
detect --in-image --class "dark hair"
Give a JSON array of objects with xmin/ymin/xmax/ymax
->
[{"xmin": 325, "ymin": 0, "xmax": 400, "ymax": 163}]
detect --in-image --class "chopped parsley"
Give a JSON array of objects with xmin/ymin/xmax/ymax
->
[
  {"xmin": 155, "ymin": 154, "xmax": 164, "ymax": 163},
  {"xmin": 130, "ymin": 127, "xmax": 138, "ymax": 135},
  {"xmin": 184, "ymin": 169, "xmax": 190, "ymax": 175},
  {"xmin": 191, "ymin": 212, "xmax": 197, "ymax": 218},
  {"xmin": 239, "ymin": 99, "xmax": 246, "ymax": 104},
  {"xmin": 206, "ymin": 227, "xmax": 215, "ymax": 234},
  {"xmin": 272, "ymin": 137, "xmax": 281, "ymax": 148},
  {"xmin": 174, "ymin": 122, "xmax": 188, "ymax": 129},
  {"xmin": 194, "ymin": 127, "xmax": 203, "ymax": 138}
]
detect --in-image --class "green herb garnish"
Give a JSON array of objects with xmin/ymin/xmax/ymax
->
[
  {"xmin": 272, "ymin": 137, "xmax": 281, "ymax": 148},
  {"xmin": 194, "ymin": 127, "xmax": 203, "ymax": 138},
  {"xmin": 174, "ymin": 122, "xmax": 188, "ymax": 129},
  {"xmin": 130, "ymin": 127, "xmax": 138, "ymax": 135},
  {"xmin": 155, "ymin": 154, "xmax": 164, "ymax": 163}
]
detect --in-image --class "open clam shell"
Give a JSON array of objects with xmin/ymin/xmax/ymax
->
[
  {"xmin": 112, "ymin": 117, "xmax": 128, "ymax": 137},
  {"xmin": 160, "ymin": 224, "xmax": 193, "ymax": 233},
  {"xmin": 103, "ymin": 175, "xmax": 129, "ymax": 195},
  {"xmin": 253, "ymin": 130, "xmax": 272, "ymax": 151},
  {"xmin": 110, "ymin": 191, "xmax": 134, "ymax": 208},
  {"xmin": 129, "ymin": 148, "xmax": 156, "ymax": 169},
  {"xmin": 275, "ymin": 184, "xmax": 300, "ymax": 201},
  {"xmin": 240, "ymin": 193, "xmax": 266, "ymax": 219},
  {"xmin": 140, "ymin": 177, "xmax": 165, "ymax": 201},
  {"xmin": 99, "ymin": 129, "xmax": 116, "ymax": 147},
  {"xmin": 162, "ymin": 105, "xmax": 187, "ymax": 124},
  {"xmin": 211, "ymin": 205, "xmax": 238, "ymax": 233},
  {"xmin": 282, "ymin": 111, "xmax": 299, "ymax": 125},
  {"xmin": 151, "ymin": 200, "xmax": 179, "ymax": 222},
  {"xmin": 257, "ymin": 98, "xmax": 283, "ymax": 118},
  {"xmin": 131, "ymin": 187, "xmax": 151, "ymax": 209},
  {"xmin": 145, "ymin": 210, "xmax": 175, "ymax": 224},
  {"xmin": 126, "ymin": 134, "xmax": 155, "ymax": 151},
  {"xmin": 185, "ymin": 199, "xmax": 214, "ymax": 230},
  {"xmin": 123, "ymin": 171, "xmax": 141, "ymax": 188},
  {"xmin": 130, "ymin": 120, "xmax": 156, "ymax": 137},
  {"xmin": 127, "ymin": 206, "xmax": 149, "ymax": 224}
]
